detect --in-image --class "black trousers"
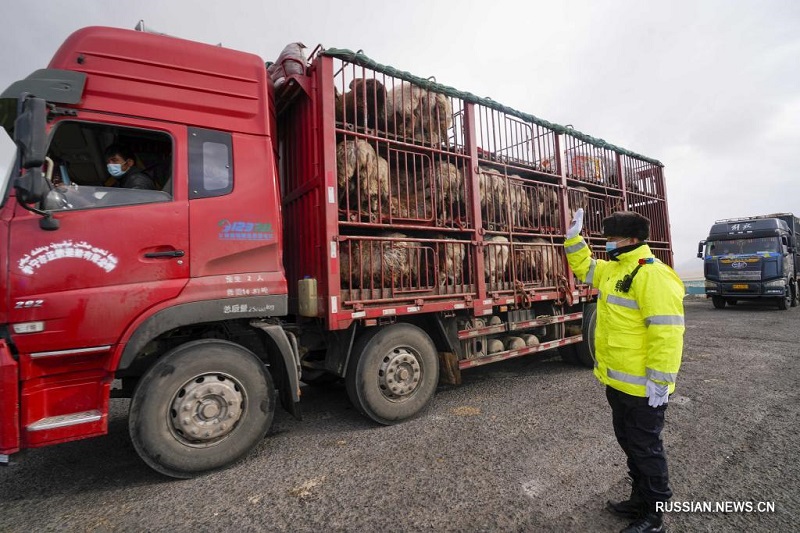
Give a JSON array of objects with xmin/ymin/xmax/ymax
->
[{"xmin": 606, "ymin": 386, "xmax": 673, "ymax": 506}]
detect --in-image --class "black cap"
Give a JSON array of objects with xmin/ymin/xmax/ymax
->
[{"xmin": 602, "ymin": 211, "xmax": 650, "ymax": 241}]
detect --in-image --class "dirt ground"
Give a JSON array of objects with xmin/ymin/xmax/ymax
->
[{"xmin": 1, "ymin": 297, "xmax": 798, "ymax": 532}]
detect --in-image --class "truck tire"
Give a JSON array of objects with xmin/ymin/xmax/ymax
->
[
  {"xmin": 129, "ymin": 340, "xmax": 275, "ymax": 478},
  {"xmin": 791, "ymin": 282, "xmax": 798, "ymax": 308},
  {"xmin": 345, "ymin": 323, "xmax": 439, "ymax": 425},
  {"xmin": 778, "ymin": 292, "xmax": 790, "ymax": 310},
  {"xmin": 559, "ymin": 303, "xmax": 596, "ymax": 368},
  {"xmin": 712, "ymin": 296, "xmax": 726, "ymax": 309}
]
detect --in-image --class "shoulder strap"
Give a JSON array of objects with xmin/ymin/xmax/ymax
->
[{"xmin": 615, "ymin": 257, "xmax": 655, "ymax": 293}]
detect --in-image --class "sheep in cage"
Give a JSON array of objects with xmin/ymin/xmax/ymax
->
[
  {"xmin": 422, "ymin": 161, "xmax": 463, "ymax": 224},
  {"xmin": 508, "ymin": 175, "xmax": 532, "ymax": 228},
  {"xmin": 415, "ymin": 91, "xmax": 453, "ymax": 144},
  {"xmin": 431, "ymin": 234, "xmax": 466, "ymax": 287},
  {"xmin": 339, "ymin": 233, "xmax": 413, "ymax": 290},
  {"xmin": 383, "ymin": 82, "xmax": 453, "ymax": 144},
  {"xmin": 336, "ymin": 139, "xmax": 391, "ymax": 219},
  {"xmin": 514, "ymin": 237, "xmax": 556, "ymax": 286},
  {"xmin": 535, "ymin": 186, "xmax": 561, "ymax": 230},
  {"xmin": 335, "ymin": 77, "xmax": 387, "ymax": 129},
  {"xmin": 479, "ymin": 167, "xmax": 508, "ymax": 230},
  {"xmin": 568, "ymin": 186, "xmax": 590, "ymax": 222},
  {"xmin": 484, "ymin": 235, "xmax": 510, "ymax": 286}
]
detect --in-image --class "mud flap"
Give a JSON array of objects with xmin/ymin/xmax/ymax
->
[
  {"xmin": 0, "ymin": 340, "xmax": 20, "ymax": 455},
  {"xmin": 250, "ymin": 321, "xmax": 302, "ymax": 421}
]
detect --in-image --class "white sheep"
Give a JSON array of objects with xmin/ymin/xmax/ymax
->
[{"xmin": 484, "ymin": 235, "xmax": 510, "ymax": 286}]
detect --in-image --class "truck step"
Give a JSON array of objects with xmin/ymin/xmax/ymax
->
[{"xmin": 27, "ymin": 410, "xmax": 102, "ymax": 432}]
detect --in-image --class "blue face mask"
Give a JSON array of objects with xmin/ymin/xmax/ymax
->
[
  {"xmin": 605, "ymin": 241, "xmax": 618, "ymax": 253},
  {"xmin": 107, "ymin": 163, "xmax": 127, "ymax": 178}
]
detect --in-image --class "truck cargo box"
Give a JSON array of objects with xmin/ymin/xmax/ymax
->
[{"xmin": 274, "ymin": 48, "xmax": 672, "ymax": 330}]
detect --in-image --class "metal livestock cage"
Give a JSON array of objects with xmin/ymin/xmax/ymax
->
[{"xmin": 275, "ymin": 47, "xmax": 673, "ymax": 332}]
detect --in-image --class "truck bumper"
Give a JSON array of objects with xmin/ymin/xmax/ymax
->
[
  {"xmin": 706, "ymin": 282, "xmax": 786, "ymax": 298},
  {"xmin": 0, "ymin": 339, "xmax": 20, "ymax": 455}
]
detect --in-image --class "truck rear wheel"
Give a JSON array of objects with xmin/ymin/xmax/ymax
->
[
  {"xmin": 129, "ymin": 340, "xmax": 275, "ymax": 478},
  {"xmin": 559, "ymin": 303, "xmax": 596, "ymax": 368},
  {"xmin": 345, "ymin": 323, "xmax": 439, "ymax": 425},
  {"xmin": 712, "ymin": 296, "xmax": 726, "ymax": 309}
]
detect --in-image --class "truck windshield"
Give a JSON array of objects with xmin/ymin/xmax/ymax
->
[
  {"xmin": 707, "ymin": 237, "xmax": 781, "ymax": 256},
  {"xmin": 0, "ymin": 127, "xmax": 17, "ymax": 203}
]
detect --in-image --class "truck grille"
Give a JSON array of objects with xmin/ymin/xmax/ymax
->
[{"xmin": 719, "ymin": 271, "xmax": 762, "ymax": 280}]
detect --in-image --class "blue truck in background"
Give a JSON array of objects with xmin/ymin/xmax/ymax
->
[{"xmin": 698, "ymin": 213, "xmax": 800, "ymax": 310}]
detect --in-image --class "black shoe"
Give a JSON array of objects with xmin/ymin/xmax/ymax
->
[
  {"xmin": 606, "ymin": 497, "xmax": 646, "ymax": 519},
  {"xmin": 619, "ymin": 513, "xmax": 665, "ymax": 533}
]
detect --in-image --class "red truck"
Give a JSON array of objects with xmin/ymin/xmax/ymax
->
[{"xmin": 0, "ymin": 26, "xmax": 674, "ymax": 477}]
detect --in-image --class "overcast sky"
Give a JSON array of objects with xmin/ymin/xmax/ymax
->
[{"xmin": 2, "ymin": 0, "xmax": 798, "ymax": 277}]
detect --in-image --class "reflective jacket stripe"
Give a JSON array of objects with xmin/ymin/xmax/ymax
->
[
  {"xmin": 565, "ymin": 241, "xmax": 587, "ymax": 254},
  {"xmin": 607, "ymin": 368, "xmax": 648, "ymax": 385},
  {"xmin": 586, "ymin": 260, "xmax": 597, "ymax": 285},
  {"xmin": 607, "ymin": 294, "xmax": 640, "ymax": 309},
  {"xmin": 647, "ymin": 368, "xmax": 677, "ymax": 383},
  {"xmin": 646, "ymin": 315, "xmax": 684, "ymax": 326}
]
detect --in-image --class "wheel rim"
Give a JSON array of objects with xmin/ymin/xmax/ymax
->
[
  {"xmin": 377, "ymin": 347, "xmax": 423, "ymax": 402},
  {"xmin": 168, "ymin": 373, "xmax": 245, "ymax": 447}
]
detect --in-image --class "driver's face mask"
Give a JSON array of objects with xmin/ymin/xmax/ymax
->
[{"xmin": 107, "ymin": 163, "xmax": 126, "ymax": 177}]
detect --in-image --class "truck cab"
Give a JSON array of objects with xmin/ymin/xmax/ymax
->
[
  {"xmin": 0, "ymin": 27, "xmax": 298, "ymax": 476},
  {"xmin": 698, "ymin": 214, "xmax": 799, "ymax": 310}
]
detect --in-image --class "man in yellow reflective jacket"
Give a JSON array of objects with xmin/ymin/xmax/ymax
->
[{"xmin": 564, "ymin": 208, "xmax": 684, "ymax": 533}]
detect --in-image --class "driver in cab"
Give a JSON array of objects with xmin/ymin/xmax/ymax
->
[{"xmin": 104, "ymin": 144, "xmax": 157, "ymax": 190}]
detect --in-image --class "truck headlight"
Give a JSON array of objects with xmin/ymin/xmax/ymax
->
[{"xmin": 764, "ymin": 279, "xmax": 786, "ymax": 288}]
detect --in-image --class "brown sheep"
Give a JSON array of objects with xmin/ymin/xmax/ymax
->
[{"xmin": 335, "ymin": 78, "xmax": 387, "ymax": 129}]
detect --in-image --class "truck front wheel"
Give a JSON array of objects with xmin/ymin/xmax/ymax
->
[
  {"xmin": 346, "ymin": 323, "xmax": 439, "ymax": 425},
  {"xmin": 712, "ymin": 296, "xmax": 726, "ymax": 309},
  {"xmin": 129, "ymin": 340, "xmax": 275, "ymax": 478}
]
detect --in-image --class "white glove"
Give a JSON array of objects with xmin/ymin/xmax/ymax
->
[
  {"xmin": 566, "ymin": 208, "xmax": 584, "ymax": 239},
  {"xmin": 645, "ymin": 380, "xmax": 669, "ymax": 408}
]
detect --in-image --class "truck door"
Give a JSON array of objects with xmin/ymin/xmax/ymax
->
[
  {"xmin": 8, "ymin": 118, "xmax": 188, "ymax": 359},
  {"xmin": 7, "ymin": 118, "xmax": 188, "ymax": 445}
]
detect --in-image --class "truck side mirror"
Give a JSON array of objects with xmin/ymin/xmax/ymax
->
[
  {"xmin": 13, "ymin": 95, "xmax": 49, "ymax": 205},
  {"xmin": 14, "ymin": 95, "xmax": 47, "ymax": 168},
  {"xmin": 15, "ymin": 167, "xmax": 49, "ymax": 205},
  {"xmin": 697, "ymin": 240, "xmax": 706, "ymax": 259}
]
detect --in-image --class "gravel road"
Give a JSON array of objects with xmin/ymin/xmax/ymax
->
[{"xmin": 1, "ymin": 298, "xmax": 798, "ymax": 532}]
